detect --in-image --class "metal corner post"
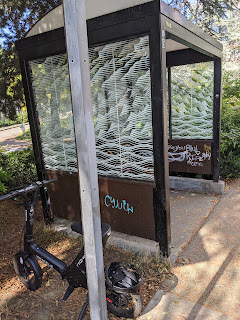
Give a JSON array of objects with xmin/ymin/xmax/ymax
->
[
  {"xmin": 168, "ymin": 67, "xmax": 172, "ymax": 139},
  {"xmin": 150, "ymin": 1, "xmax": 171, "ymax": 257},
  {"xmin": 213, "ymin": 58, "xmax": 222, "ymax": 182},
  {"xmin": 18, "ymin": 57, "xmax": 51, "ymax": 223},
  {"xmin": 63, "ymin": 1, "xmax": 108, "ymax": 319}
]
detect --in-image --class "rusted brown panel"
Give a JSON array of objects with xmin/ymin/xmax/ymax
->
[
  {"xmin": 99, "ymin": 176, "xmax": 155, "ymax": 240},
  {"xmin": 45, "ymin": 170, "xmax": 155, "ymax": 240},
  {"xmin": 168, "ymin": 139, "xmax": 212, "ymax": 174},
  {"xmin": 45, "ymin": 170, "xmax": 81, "ymax": 222}
]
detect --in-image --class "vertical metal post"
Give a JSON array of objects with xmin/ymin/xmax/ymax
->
[
  {"xmin": 168, "ymin": 67, "xmax": 172, "ymax": 139},
  {"xmin": 212, "ymin": 58, "xmax": 222, "ymax": 182},
  {"xmin": 18, "ymin": 57, "xmax": 51, "ymax": 223},
  {"xmin": 150, "ymin": 6, "xmax": 171, "ymax": 256},
  {"xmin": 63, "ymin": 1, "xmax": 108, "ymax": 319}
]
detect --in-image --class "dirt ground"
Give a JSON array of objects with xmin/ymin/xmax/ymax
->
[{"xmin": 0, "ymin": 198, "xmax": 171, "ymax": 320}]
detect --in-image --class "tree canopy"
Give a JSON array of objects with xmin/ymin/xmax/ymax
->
[
  {"xmin": 0, "ymin": 46, "xmax": 23, "ymax": 119},
  {"xmin": 0, "ymin": 0, "xmax": 61, "ymax": 119},
  {"xmin": 164, "ymin": 0, "xmax": 239, "ymax": 35},
  {"xmin": 0, "ymin": 0, "xmax": 62, "ymax": 47},
  {"xmin": 0, "ymin": 0, "xmax": 239, "ymax": 120}
]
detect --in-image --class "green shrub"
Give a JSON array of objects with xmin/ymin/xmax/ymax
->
[
  {"xmin": 16, "ymin": 110, "xmax": 28, "ymax": 124},
  {"xmin": 0, "ymin": 167, "xmax": 10, "ymax": 192},
  {"xmin": 16, "ymin": 129, "xmax": 32, "ymax": 141},
  {"xmin": 0, "ymin": 118, "xmax": 16, "ymax": 128},
  {"xmin": 0, "ymin": 110, "xmax": 28, "ymax": 128},
  {"xmin": 0, "ymin": 147, "xmax": 37, "ymax": 191},
  {"xmin": 220, "ymin": 98, "xmax": 240, "ymax": 178},
  {"xmin": 223, "ymin": 73, "xmax": 240, "ymax": 100}
]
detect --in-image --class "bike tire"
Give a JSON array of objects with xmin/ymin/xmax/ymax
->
[
  {"xmin": 107, "ymin": 293, "xmax": 142, "ymax": 319},
  {"xmin": 13, "ymin": 251, "xmax": 42, "ymax": 291}
]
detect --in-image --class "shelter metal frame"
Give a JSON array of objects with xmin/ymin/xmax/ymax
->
[{"xmin": 16, "ymin": 0, "xmax": 222, "ymax": 256}]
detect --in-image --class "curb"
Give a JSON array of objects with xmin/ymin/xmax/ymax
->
[
  {"xmin": 169, "ymin": 176, "xmax": 225, "ymax": 195},
  {"xmin": 52, "ymin": 217, "xmax": 160, "ymax": 256},
  {"xmin": 0, "ymin": 123, "xmax": 29, "ymax": 132}
]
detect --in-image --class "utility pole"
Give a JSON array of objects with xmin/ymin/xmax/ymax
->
[{"xmin": 63, "ymin": 1, "xmax": 108, "ymax": 319}]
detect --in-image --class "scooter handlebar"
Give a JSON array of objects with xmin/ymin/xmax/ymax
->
[{"xmin": 0, "ymin": 179, "xmax": 56, "ymax": 202}]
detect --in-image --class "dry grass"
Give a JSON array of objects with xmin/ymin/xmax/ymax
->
[{"xmin": 0, "ymin": 199, "xmax": 172, "ymax": 320}]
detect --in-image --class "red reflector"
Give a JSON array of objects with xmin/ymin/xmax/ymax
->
[
  {"xmin": 106, "ymin": 297, "xmax": 113, "ymax": 303},
  {"xmin": 140, "ymin": 287, "xmax": 142, "ymax": 293}
]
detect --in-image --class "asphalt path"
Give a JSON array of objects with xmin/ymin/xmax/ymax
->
[
  {"xmin": 140, "ymin": 179, "xmax": 240, "ymax": 320},
  {"xmin": 0, "ymin": 124, "xmax": 31, "ymax": 152}
]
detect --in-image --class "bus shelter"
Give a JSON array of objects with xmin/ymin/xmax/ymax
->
[{"xmin": 16, "ymin": 0, "xmax": 222, "ymax": 256}]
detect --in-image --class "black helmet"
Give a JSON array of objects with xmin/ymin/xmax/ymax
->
[{"xmin": 105, "ymin": 262, "xmax": 142, "ymax": 294}]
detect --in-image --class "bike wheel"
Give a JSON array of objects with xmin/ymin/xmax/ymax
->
[
  {"xmin": 107, "ymin": 292, "xmax": 142, "ymax": 319},
  {"xmin": 13, "ymin": 251, "xmax": 42, "ymax": 291}
]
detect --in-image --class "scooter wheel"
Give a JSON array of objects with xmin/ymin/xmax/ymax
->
[
  {"xmin": 13, "ymin": 251, "xmax": 42, "ymax": 291},
  {"xmin": 107, "ymin": 292, "xmax": 142, "ymax": 319}
]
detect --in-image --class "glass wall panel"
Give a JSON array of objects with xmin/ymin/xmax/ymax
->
[
  {"xmin": 29, "ymin": 35, "xmax": 154, "ymax": 181},
  {"xmin": 89, "ymin": 36, "xmax": 153, "ymax": 180},
  {"xmin": 29, "ymin": 55, "xmax": 77, "ymax": 172},
  {"xmin": 169, "ymin": 62, "xmax": 214, "ymax": 139}
]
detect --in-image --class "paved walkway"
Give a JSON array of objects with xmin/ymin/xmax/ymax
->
[
  {"xmin": 139, "ymin": 179, "xmax": 240, "ymax": 320},
  {"xmin": 0, "ymin": 123, "xmax": 31, "ymax": 152},
  {"xmin": 170, "ymin": 190, "xmax": 220, "ymax": 263}
]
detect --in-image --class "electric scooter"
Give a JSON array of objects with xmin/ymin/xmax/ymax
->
[{"xmin": 0, "ymin": 179, "xmax": 143, "ymax": 319}]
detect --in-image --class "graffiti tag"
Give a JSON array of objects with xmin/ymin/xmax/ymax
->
[
  {"xmin": 168, "ymin": 143, "xmax": 211, "ymax": 167},
  {"xmin": 104, "ymin": 195, "xmax": 134, "ymax": 214}
]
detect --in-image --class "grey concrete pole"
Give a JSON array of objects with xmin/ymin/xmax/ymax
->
[{"xmin": 63, "ymin": 1, "xmax": 108, "ymax": 319}]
